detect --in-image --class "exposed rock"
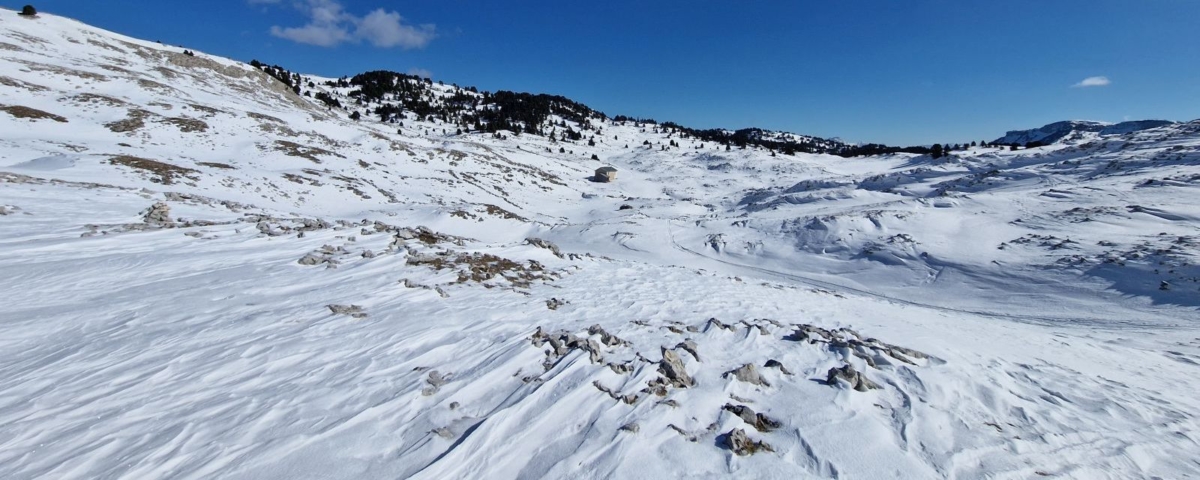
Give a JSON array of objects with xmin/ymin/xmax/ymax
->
[
  {"xmin": 593, "ymin": 380, "xmax": 638, "ymax": 404},
  {"xmin": 724, "ymin": 363, "xmax": 770, "ymax": 387},
  {"xmin": 432, "ymin": 427, "xmax": 454, "ymax": 439},
  {"xmin": 669, "ymin": 422, "xmax": 720, "ymax": 443},
  {"xmin": 608, "ymin": 362, "xmax": 634, "ymax": 374},
  {"xmin": 723, "ymin": 404, "xmax": 782, "ymax": 432},
  {"xmin": 588, "ymin": 324, "xmax": 630, "ymax": 347},
  {"xmin": 675, "ymin": 340, "xmax": 701, "ymax": 362},
  {"xmin": 525, "ymin": 237, "xmax": 564, "ymax": 258},
  {"xmin": 326, "ymin": 304, "xmax": 367, "ymax": 318},
  {"xmin": 764, "ymin": 359, "xmax": 793, "ymax": 375},
  {"xmin": 361, "ymin": 249, "xmax": 376, "ymax": 259},
  {"xmin": 142, "ymin": 202, "xmax": 173, "ymax": 227},
  {"xmin": 545, "ymin": 297, "xmax": 567, "ymax": 310},
  {"xmin": 619, "ymin": 422, "xmax": 640, "ymax": 434},
  {"xmin": 422, "ymin": 370, "xmax": 449, "ymax": 396},
  {"xmin": 658, "ymin": 347, "xmax": 694, "ymax": 388},
  {"xmin": 703, "ymin": 317, "xmax": 736, "ymax": 332},
  {"xmin": 448, "ymin": 402, "xmax": 460, "ymax": 410},
  {"xmin": 725, "ymin": 428, "xmax": 774, "ymax": 456},
  {"xmin": 826, "ymin": 364, "xmax": 881, "ymax": 392}
]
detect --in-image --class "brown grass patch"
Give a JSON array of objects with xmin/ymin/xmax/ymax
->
[
  {"xmin": 137, "ymin": 78, "xmax": 178, "ymax": 94},
  {"xmin": 188, "ymin": 104, "xmax": 224, "ymax": 116},
  {"xmin": 106, "ymin": 109, "xmax": 154, "ymax": 133},
  {"xmin": 109, "ymin": 156, "xmax": 198, "ymax": 184},
  {"xmin": 483, "ymin": 204, "xmax": 527, "ymax": 222},
  {"xmin": 247, "ymin": 111, "xmax": 283, "ymax": 123},
  {"xmin": 162, "ymin": 116, "xmax": 208, "ymax": 133},
  {"xmin": 0, "ymin": 104, "xmax": 67, "ymax": 122},
  {"xmin": 197, "ymin": 162, "xmax": 235, "ymax": 169},
  {"xmin": 15, "ymin": 60, "xmax": 107, "ymax": 81},
  {"xmin": 69, "ymin": 93, "xmax": 127, "ymax": 108},
  {"xmin": 0, "ymin": 76, "xmax": 48, "ymax": 92},
  {"xmin": 273, "ymin": 140, "xmax": 342, "ymax": 164}
]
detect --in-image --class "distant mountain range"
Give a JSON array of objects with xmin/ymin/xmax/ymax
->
[{"xmin": 992, "ymin": 120, "xmax": 1177, "ymax": 146}]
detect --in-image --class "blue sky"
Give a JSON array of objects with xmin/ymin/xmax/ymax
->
[{"xmin": 28, "ymin": 0, "xmax": 1200, "ymax": 145}]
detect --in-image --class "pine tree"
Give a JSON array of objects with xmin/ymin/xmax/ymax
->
[
  {"xmin": 930, "ymin": 144, "xmax": 944, "ymax": 159},
  {"xmin": 19, "ymin": 5, "xmax": 36, "ymax": 16}
]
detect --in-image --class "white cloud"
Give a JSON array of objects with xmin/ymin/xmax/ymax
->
[
  {"xmin": 407, "ymin": 67, "xmax": 433, "ymax": 79},
  {"xmin": 262, "ymin": 0, "xmax": 435, "ymax": 49},
  {"xmin": 1072, "ymin": 76, "xmax": 1111, "ymax": 88},
  {"xmin": 357, "ymin": 9, "xmax": 435, "ymax": 49}
]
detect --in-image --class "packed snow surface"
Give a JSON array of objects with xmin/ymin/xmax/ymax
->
[{"xmin": 2, "ymin": 10, "xmax": 1199, "ymax": 480}]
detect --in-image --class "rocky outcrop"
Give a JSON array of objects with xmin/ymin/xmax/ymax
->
[{"xmin": 826, "ymin": 364, "xmax": 881, "ymax": 392}]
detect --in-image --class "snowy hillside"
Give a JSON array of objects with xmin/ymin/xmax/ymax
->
[{"xmin": 2, "ymin": 10, "xmax": 1199, "ymax": 480}]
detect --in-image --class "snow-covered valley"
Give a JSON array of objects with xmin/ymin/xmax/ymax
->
[{"xmin": 2, "ymin": 10, "xmax": 1199, "ymax": 479}]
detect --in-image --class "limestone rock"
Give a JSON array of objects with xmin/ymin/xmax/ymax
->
[
  {"xmin": 658, "ymin": 347, "xmax": 694, "ymax": 388},
  {"xmin": 723, "ymin": 404, "xmax": 782, "ymax": 432},
  {"xmin": 142, "ymin": 202, "xmax": 173, "ymax": 227},
  {"xmin": 725, "ymin": 428, "xmax": 773, "ymax": 456},
  {"xmin": 826, "ymin": 364, "xmax": 881, "ymax": 392},
  {"xmin": 326, "ymin": 304, "xmax": 367, "ymax": 318},
  {"xmin": 724, "ymin": 363, "xmax": 770, "ymax": 387}
]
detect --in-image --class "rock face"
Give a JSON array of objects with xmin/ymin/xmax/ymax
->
[
  {"xmin": 725, "ymin": 428, "xmax": 773, "ymax": 456},
  {"xmin": 724, "ymin": 363, "xmax": 770, "ymax": 387},
  {"xmin": 826, "ymin": 364, "xmax": 881, "ymax": 392},
  {"xmin": 658, "ymin": 347, "xmax": 694, "ymax": 388},
  {"xmin": 142, "ymin": 202, "xmax": 173, "ymax": 227}
]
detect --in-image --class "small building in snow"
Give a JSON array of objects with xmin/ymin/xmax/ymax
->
[{"xmin": 594, "ymin": 166, "xmax": 618, "ymax": 183}]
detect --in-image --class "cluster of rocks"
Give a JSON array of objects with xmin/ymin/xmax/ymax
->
[
  {"xmin": 421, "ymin": 370, "xmax": 450, "ymax": 396},
  {"xmin": 521, "ymin": 317, "xmax": 933, "ymax": 458},
  {"xmin": 406, "ymin": 251, "xmax": 558, "ymax": 289},
  {"xmin": 784, "ymin": 323, "xmax": 930, "ymax": 369},
  {"xmin": 142, "ymin": 202, "xmax": 173, "ymax": 227},
  {"xmin": 326, "ymin": 304, "xmax": 367, "ymax": 318}
]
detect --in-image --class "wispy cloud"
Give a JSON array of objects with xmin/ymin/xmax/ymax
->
[
  {"xmin": 260, "ymin": 0, "xmax": 435, "ymax": 49},
  {"xmin": 1072, "ymin": 76, "xmax": 1111, "ymax": 88}
]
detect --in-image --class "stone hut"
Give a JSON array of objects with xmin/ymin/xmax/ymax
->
[{"xmin": 594, "ymin": 166, "xmax": 617, "ymax": 183}]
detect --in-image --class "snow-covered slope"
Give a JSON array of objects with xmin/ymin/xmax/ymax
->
[{"xmin": 2, "ymin": 10, "xmax": 1199, "ymax": 480}]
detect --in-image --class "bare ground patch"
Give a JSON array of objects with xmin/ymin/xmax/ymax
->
[
  {"xmin": 271, "ymin": 140, "xmax": 343, "ymax": 164},
  {"xmin": 0, "ymin": 104, "xmax": 67, "ymax": 122},
  {"xmin": 161, "ymin": 116, "xmax": 208, "ymax": 133},
  {"xmin": 0, "ymin": 76, "xmax": 48, "ymax": 92},
  {"xmin": 197, "ymin": 162, "xmax": 235, "ymax": 170},
  {"xmin": 105, "ymin": 109, "xmax": 154, "ymax": 133},
  {"xmin": 109, "ymin": 155, "xmax": 198, "ymax": 184},
  {"xmin": 247, "ymin": 111, "xmax": 283, "ymax": 124},
  {"xmin": 14, "ymin": 60, "xmax": 108, "ymax": 81}
]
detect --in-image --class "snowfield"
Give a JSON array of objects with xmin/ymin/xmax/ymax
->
[{"xmin": 2, "ymin": 10, "xmax": 1199, "ymax": 480}]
